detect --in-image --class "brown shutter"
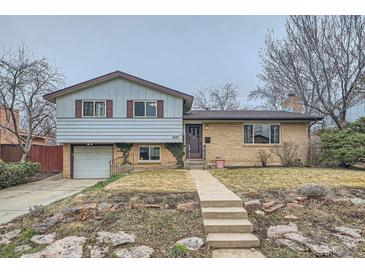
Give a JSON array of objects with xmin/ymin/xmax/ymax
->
[
  {"xmin": 157, "ymin": 100, "xmax": 164, "ymax": 118},
  {"xmin": 75, "ymin": 100, "xmax": 82, "ymax": 118},
  {"xmin": 127, "ymin": 100, "xmax": 133, "ymax": 118},
  {"xmin": 106, "ymin": 100, "xmax": 113, "ymax": 118}
]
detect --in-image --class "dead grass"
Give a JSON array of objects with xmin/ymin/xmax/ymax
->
[
  {"xmin": 211, "ymin": 167, "xmax": 365, "ymax": 191},
  {"xmin": 105, "ymin": 169, "xmax": 196, "ymax": 193}
]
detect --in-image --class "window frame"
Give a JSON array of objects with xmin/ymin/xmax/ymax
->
[
  {"xmin": 138, "ymin": 145, "xmax": 161, "ymax": 163},
  {"xmin": 243, "ymin": 123, "xmax": 281, "ymax": 145},
  {"xmin": 81, "ymin": 100, "xmax": 106, "ymax": 118},
  {"xmin": 133, "ymin": 100, "xmax": 157, "ymax": 118}
]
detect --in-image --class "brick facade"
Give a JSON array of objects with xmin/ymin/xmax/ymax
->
[
  {"xmin": 63, "ymin": 144, "xmax": 71, "ymax": 178},
  {"xmin": 202, "ymin": 121, "xmax": 309, "ymax": 166},
  {"xmin": 114, "ymin": 143, "xmax": 177, "ymax": 167}
]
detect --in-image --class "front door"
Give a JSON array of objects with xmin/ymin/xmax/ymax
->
[{"xmin": 186, "ymin": 124, "xmax": 202, "ymax": 159}]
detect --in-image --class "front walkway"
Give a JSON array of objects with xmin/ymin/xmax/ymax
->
[
  {"xmin": 190, "ymin": 170, "xmax": 264, "ymax": 258},
  {"xmin": 0, "ymin": 178, "xmax": 98, "ymax": 224}
]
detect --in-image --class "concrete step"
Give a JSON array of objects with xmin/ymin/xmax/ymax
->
[
  {"xmin": 203, "ymin": 219, "xmax": 253, "ymax": 233},
  {"xmin": 200, "ymin": 198, "xmax": 242, "ymax": 208},
  {"xmin": 206, "ymin": 233, "xmax": 260, "ymax": 248},
  {"xmin": 202, "ymin": 207, "xmax": 248, "ymax": 219}
]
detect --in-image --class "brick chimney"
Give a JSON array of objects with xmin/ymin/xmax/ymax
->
[{"xmin": 281, "ymin": 94, "xmax": 304, "ymax": 113}]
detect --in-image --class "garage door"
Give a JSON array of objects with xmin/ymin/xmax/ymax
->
[{"xmin": 74, "ymin": 146, "xmax": 113, "ymax": 178}]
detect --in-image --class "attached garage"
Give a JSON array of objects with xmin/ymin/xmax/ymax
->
[{"xmin": 73, "ymin": 146, "xmax": 113, "ymax": 179}]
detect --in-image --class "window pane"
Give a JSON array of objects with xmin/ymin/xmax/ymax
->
[
  {"xmin": 271, "ymin": 125, "xmax": 280, "ymax": 143},
  {"xmin": 134, "ymin": 102, "xmax": 145, "ymax": 116},
  {"xmin": 244, "ymin": 125, "xmax": 253, "ymax": 143},
  {"xmin": 150, "ymin": 147, "xmax": 160, "ymax": 160},
  {"xmin": 146, "ymin": 102, "xmax": 157, "ymax": 117},
  {"xmin": 83, "ymin": 102, "xmax": 94, "ymax": 116},
  {"xmin": 254, "ymin": 124, "xmax": 270, "ymax": 144},
  {"xmin": 95, "ymin": 102, "xmax": 105, "ymax": 117},
  {"xmin": 139, "ymin": 147, "xmax": 149, "ymax": 160}
]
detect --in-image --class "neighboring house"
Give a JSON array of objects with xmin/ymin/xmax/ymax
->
[
  {"xmin": 0, "ymin": 107, "xmax": 55, "ymax": 146},
  {"xmin": 44, "ymin": 71, "xmax": 321, "ymax": 179}
]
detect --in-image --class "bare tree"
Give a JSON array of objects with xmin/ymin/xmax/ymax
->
[
  {"xmin": 250, "ymin": 16, "xmax": 365, "ymax": 128},
  {"xmin": 0, "ymin": 46, "xmax": 63, "ymax": 161},
  {"xmin": 193, "ymin": 83, "xmax": 241, "ymax": 110}
]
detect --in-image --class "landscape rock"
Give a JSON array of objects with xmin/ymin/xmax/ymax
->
[
  {"xmin": 276, "ymin": 238, "xmax": 307, "ymax": 252},
  {"xmin": 90, "ymin": 245, "xmax": 109, "ymax": 258},
  {"xmin": 62, "ymin": 203, "xmax": 97, "ymax": 214},
  {"xmin": 31, "ymin": 233, "xmax": 56, "ymax": 245},
  {"xmin": 131, "ymin": 203, "xmax": 166, "ymax": 209},
  {"xmin": 176, "ymin": 237, "xmax": 204, "ymax": 251},
  {"xmin": 284, "ymin": 215, "xmax": 299, "ymax": 220},
  {"xmin": 22, "ymin": 236, "xmax": 86, "ymax": 258},
  {"xmin": 176, "ymin": 201, "xmax": 199, "ymax": 211},
  {"xmin": 244, "ymin": 199, "xmax": 261, "ymax": 212},
  {"xmin": 97, "ymin": 202, "xmax": 117, "ymax": 212},
  {"xmin": 351, "ymin": 198, "xmax": 365, "ymax": 206},
  {"xmin": 295, "ymin": 196, "xmax": 309, "ymax": 203},
  {"xmin": 15, "ymin": 244, "xmax": 32, "ymax": 253},
  {"xmin": 284, "ymin": 233, "xmax": 310, "ymax": 245},
  {"xmin": 332, "ymin": 233, "xmax": 365, "ymax": 249},
  {"xmin": 96, "ymin": 231, "xmax": 135, "ymax": 247},
  {"xmin": 32, "ymin": 213, "xmax": 64, "ymax": 233},
  {"xmin": 267, "ymin": 223, "xmax": 298, "ymax": 238},
  {"xmin": 334, "ymin": 226, "xmax": 362, "ymax": 239},
  {"xmin": 262, "ymin": 201, "xmax": 276, "ymax": 209},
  {"xmin": 287, "ymin": 203, "xmax": 304, "ymax": 209},
  {"xmin": 263, "ymin": 203, "xmax": 284, "ymax": 213},
  {"xmin": 114, "ymin": 245, "xmax": 154, "ymax": 258},
  {"xmin": 0, "ymin": 229, "xmax": 21, "ymax": 245},
  {"xmin": 255, "ymin": 210, "xmax": 266, "ymax": 216},
  {"xmin": 305, "ymin": 242, "xmax": 332, "ymax": 256}
]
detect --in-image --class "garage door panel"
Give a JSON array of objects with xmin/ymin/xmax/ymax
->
[{"xmin": 74, "ymin": 146, "xmax": 113, "ymax": 179}]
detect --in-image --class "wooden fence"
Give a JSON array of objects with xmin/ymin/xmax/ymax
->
[{"xmin": 0, "ymin": 144, "xmax": 63, "ymax": 172}]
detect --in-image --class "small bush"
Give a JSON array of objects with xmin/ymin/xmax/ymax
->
[
  {"xmin": 168, "ymin": 243, "xmax": 189, "ymax": 258},
  {"xmin": 271, "ymin": 141, "xmax": 299, "ymax": 167},
  {"xmin": 297, "ymin": 184, "xmax": 329, "ymax": 198},
  {"xmin": 0, "ymin": 161, "xmax": 40, "ymax": 189},
  {"xmin": 165, "ymin": 143, "xmax": 185, "ymax": 167},
  {"xmin": 256, "ymin": 149, "xmax": 271, "ymax": 167}
]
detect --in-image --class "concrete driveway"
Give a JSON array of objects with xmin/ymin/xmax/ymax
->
[{"xmin": 0, "ymin": 178, "xmax": 99, "ymax": 224}]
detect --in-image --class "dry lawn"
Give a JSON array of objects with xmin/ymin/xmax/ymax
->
[
  {"xmin": 106, "ymin": 169, "xmax": 196, "ymax": 193},
  {"xmin": 211, "ymin": 167, "xmax": 365, "ymax": 191}
]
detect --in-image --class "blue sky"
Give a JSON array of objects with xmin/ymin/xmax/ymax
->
[{"xmin": 0, "ymin": 16, "xmax": 286, "ymax": 107}]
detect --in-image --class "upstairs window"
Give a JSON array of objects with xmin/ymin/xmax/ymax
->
[
  {"xmin": 244, "ymin": 124, "xmax": 280, "ymax": 144},
  {"xmin": 83, "ymin": 101, "xmax": 106, "ymax": 117},
  {"xmin": 134, "ymin": 101, "xmax": 157, "ymax": 117}
]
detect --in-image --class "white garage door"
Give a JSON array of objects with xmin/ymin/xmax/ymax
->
[{"xmin": 74, "ymin": 146, "xmax": 113, "ymax": 179}]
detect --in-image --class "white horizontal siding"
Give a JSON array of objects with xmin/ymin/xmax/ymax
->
[
  {"xmin": 57, "ymin": 118, "xmax": 183, "ymax": 143},
  {"xmin": 56, "ymin": 78, "xmax": 183, "ymax": 118}
]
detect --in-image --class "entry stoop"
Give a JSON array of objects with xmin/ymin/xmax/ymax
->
[{"xmin": 190, "ymin": 170, "xmax": 263, "ymax": 257}]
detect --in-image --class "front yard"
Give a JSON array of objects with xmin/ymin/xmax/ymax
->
[
  {"xmin": 211, "ymin": 167, "xmax": 365, "ymax": 258},
  {"xmin": 0, "ymin": 170, "xmax": 208, "ymax": 258}
]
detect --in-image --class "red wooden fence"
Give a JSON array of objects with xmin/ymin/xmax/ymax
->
[{"xmin": 0, "ymin": 144, "xmax": 63, "ymax": 172}]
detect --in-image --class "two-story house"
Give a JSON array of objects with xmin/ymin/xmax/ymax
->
[{"xmin": 44, "ymin": 71, "xmax": 321, "ymax": 179}]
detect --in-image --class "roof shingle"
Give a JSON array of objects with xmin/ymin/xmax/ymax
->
[{"xmin": 183, "ymin": 110, "xmax": 322, "ymax": 121}]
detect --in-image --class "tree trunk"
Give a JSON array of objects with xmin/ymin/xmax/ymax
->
[{"xmin": 20, "ymin": 138, "xmax": 32, "ymax": 162}]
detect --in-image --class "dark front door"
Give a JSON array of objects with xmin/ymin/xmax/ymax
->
[{"xmin": 186, "ymin": 124, "xmax": 202, "ymax": 159}]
